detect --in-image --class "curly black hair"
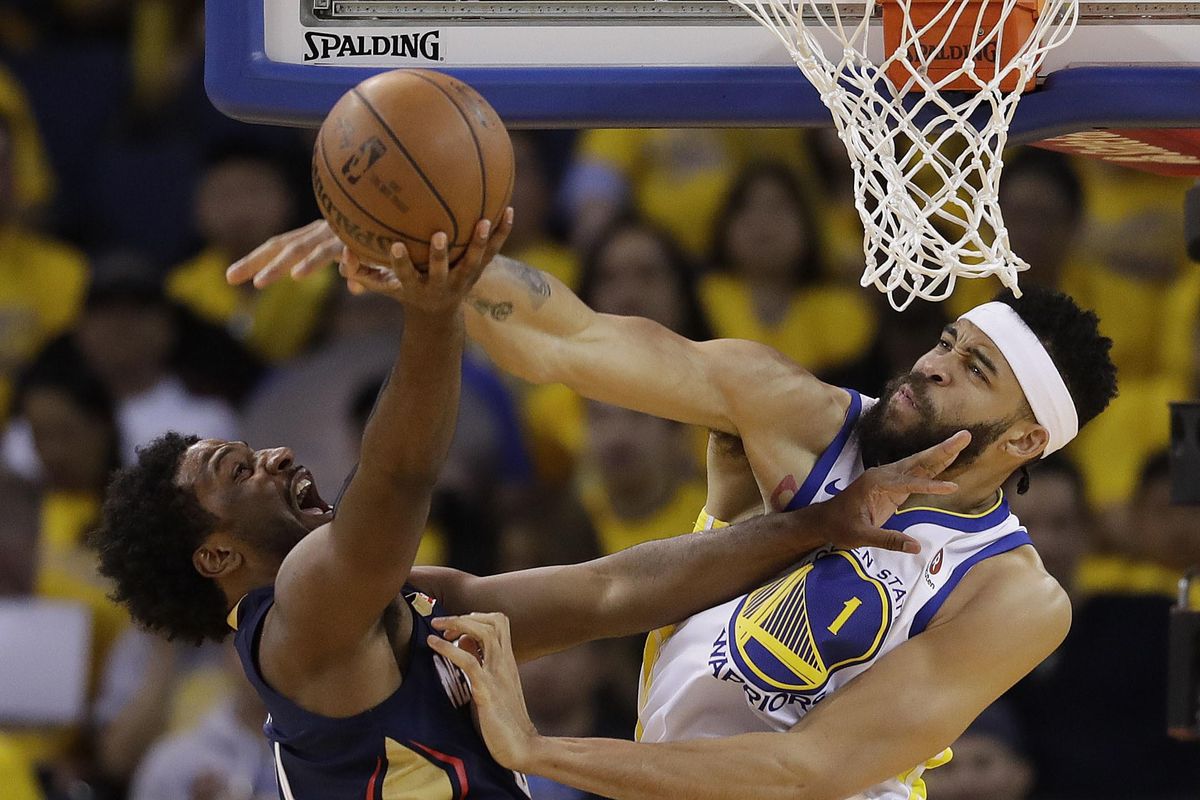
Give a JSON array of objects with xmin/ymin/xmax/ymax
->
[
  {"xmin": 90, "ymin": 432, "xmax": 231, "ymax": 645},
  {"xmin": 995, "ymin": 286, "xmax": 1118, "ymax": 429}
]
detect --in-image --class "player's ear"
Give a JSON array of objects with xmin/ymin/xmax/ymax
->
[
  {"xmin": 1003, "ymin": 421, "xmax": 1049, "ymax": 461},
  {"xmin": 193, "ymin": 533, "xmax": 243, "ymax": 579}
]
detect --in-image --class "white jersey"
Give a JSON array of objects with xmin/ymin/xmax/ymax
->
[{"xmin": 637, "ymin": 390, "xmax": 1034, "ymax": 800}]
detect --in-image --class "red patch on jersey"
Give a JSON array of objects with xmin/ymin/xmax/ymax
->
[{"xmin": 930, "ymin": 548, "xmax": 945, "ymax": 576}]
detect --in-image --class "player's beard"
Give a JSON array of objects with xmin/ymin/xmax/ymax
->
[{"xmin": 857, "ymin": 373, "xmax": 1012, "ymax": 470}]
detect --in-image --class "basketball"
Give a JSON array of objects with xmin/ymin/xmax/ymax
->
[{"xmin": 312, "ymin": 69, "xmax": 515, "ymax": 269}]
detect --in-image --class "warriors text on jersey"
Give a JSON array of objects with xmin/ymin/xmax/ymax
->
[
  {"xmin": 637, "ymin": 390, "xmax": 1034, "ymax": 800},
  {"xmin": 232, "ymin": 585, "xmax": 531, "ymax": 799}
]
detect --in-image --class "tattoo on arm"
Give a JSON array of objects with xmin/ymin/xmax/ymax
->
[
  {"xmin": 501, "ymin": 258, "xmax": 551, "ymax": 309},
  {"xmin": 469, "ymin": 296, "xmax": 514, "ymax": 322}
]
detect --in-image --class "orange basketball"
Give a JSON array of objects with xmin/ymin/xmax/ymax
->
[{"xmin": 312, "ymin": 69, "xmax": 514, "ymax": 269}]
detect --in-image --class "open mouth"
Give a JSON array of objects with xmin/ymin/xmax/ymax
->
[{"xmin": 289, "ymin": 468, "xmax": 333, "ymax": 517}]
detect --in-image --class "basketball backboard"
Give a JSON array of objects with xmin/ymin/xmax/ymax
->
[{"xmin": 205, "ymin": 0, "xmax": 1200, "ymax": 174}]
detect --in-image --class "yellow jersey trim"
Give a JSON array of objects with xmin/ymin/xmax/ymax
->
[{"xmin": 896, "ymin": 491, "xmax": 1005, "ymax": 519}]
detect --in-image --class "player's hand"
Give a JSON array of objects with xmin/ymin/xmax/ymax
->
[
  {"xmin": 226, "ymin": 219, "xmax": 343, "ymax": 289},
  {"xmin": 338, "ymin": 209, "xmax": 513, "ymax": 312},
  {"xmin": 812, "ymin": 430, "xmax": 971, "ymax": 555},
  {"xmin": 427, "ymin": 613, "xmax": 541, "ymax": 773}
]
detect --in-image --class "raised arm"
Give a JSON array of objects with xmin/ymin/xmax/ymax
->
[
  {"xmin": 415, "ymin": 431, "xmax": 970, "ymax": 662},
  {"xmin": 431, "ymin": 548, "xmax": 1070, "ymax": 800},
  {"xmin": 265, "ymin": 221, "xmax": 507, "ymax": 669},
  {"xmin": 226, "ymin": 221, "xmax": 843, "ymax": 443}
]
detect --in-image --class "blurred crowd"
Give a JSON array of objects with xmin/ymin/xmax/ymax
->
[{"xmin": 1, "ymin": 2, "xmax": 1199, "ymax": 799}]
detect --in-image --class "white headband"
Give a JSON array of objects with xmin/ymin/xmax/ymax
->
[{"xmin": 958, "ymin": 302, "xmax": 1078, "ymax": 458}]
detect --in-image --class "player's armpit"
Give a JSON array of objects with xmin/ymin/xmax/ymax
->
[{"xmin": 779, "ymin": 547, "xmax": 1071, "ymax": 800}]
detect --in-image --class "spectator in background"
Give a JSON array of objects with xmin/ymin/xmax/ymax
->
[
  {"xmin": 128, "ymin": 646, "xmax": 275, "ymax": 800},
  {"xmin": 999, "ymin": 149, "xmax": 1086, "ymax": 290},
  {"xmin": 1006, "ymin": 457, "xmax": 1091, "ymax": 595},
  {"xmin": 505, "ymin": 131, "xmax": 579, "ymax": 290},
  {"xmin": 0, "ymin": 101, "xmax": 88, "ymax": 419},
  {"xmin": 74, "ymin": 257, "xmax": 240, "ymax": 462},
  {"xmin": 347, "ymin": 356, "xmax": 531, "ymax": 576},
  {"xmin": 522, "ymin": 216, "xmax": 712, "ymax": 480},
  {"xmin": 702, "ymin": 161, "xmax": 877, "ymax": 376},
  {"xmin": 579, "ymin": 401, "xmax": 706, "ymax": 556},
  {"xmin": 0, "ymin": 350, "xmax": 126, "ymax": 795},
  {"xmin": 498, "ymin": 487, "xmax": 639, "ymax": 800},
  {"xmin": 167, "ymin": 139, "xmax": 335, "ymax": 363},
  {"xmin": 10, "ymin": 351, "xmax": 127, "ymax": 661},
  {"xmin": 1065, "ymin": 163, "xmax": 1200, "ymax": 507},
  {"xmin": 923, "ymin": 703, "xmax": 1034, "ymax": 800},
  {"xmin": 1009, "ymin": 454, "xmax": 1200, "ymax": 798},
  {"xmin": 91, "ymin": 627, "xmax": 230, "ymax": 789},
  {"xmin": 560, "ymin": 128, "xmax": 809, "ymax": 256}
]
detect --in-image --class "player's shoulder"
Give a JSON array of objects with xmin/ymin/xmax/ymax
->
[{"xmin": 936, "ymin": 545, "xmax": 1071, "ymax": 642}]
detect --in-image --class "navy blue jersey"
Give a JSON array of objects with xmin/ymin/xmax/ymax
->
[{"xmin": 232, "ymin": 586, "xmax": 531, "ymax": 799}]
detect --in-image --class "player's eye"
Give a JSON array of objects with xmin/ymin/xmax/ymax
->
[
  {"xmin": 937, "ymin": 339, "xmax": 951, "ymax": 350},
  {"xmin": 234, "ymin": 463, "xmax": 251, "ymax": 480}
]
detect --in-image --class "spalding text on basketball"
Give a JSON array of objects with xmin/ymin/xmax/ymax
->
[{"xmin": 303, "ymin": 31, "xmax": 442, "ymax": 62}]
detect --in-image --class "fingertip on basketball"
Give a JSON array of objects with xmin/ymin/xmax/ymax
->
[{"xmin": 312, "ymin": 68, "xmax": 514, "ymax": 277}]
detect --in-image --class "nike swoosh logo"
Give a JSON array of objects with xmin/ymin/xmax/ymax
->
[{"xmin": 825, "ymin": 479, "xmax": 844, "ymax": 496}]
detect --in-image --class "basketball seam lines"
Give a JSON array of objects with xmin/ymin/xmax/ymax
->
[
  {"xmin": 352, "ymin": 87, "xmax": 460, "ymax": 247},
  {"xmin": 409, "ymin": 71, "xmax": 488, "ymax": 230},
  {"xmin": 317, "ymin": 133, "xmax": 431, "ymax": 246}
]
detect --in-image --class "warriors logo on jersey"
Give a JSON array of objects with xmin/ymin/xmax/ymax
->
[{"xmin": 727, "ymin": 550, "xmax": 890, "ymax": 696}]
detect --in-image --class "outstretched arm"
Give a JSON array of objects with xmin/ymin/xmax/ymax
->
[
  {"xmin": 266, "ymin": 220, "xmax": 508, "ymax": 670},
  {"xmin": 414, "ymin": 431, "xmax": 970, "ymax": 662},
  {"xmin": 226, "ymin": 221, "xmax": 845, "ymax": 447},
  {"xmin": 431, "ymin": 550, "xmax": 1070, "ymax": 800}
]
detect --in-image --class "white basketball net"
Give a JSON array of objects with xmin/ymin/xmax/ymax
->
[{"xmin": 731, "ymin": 0, "xmax": 1079, "ymax": 309}]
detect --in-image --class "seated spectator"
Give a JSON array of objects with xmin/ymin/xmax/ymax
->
[
  {"xmin": 10, "ymin": 351, "xmax": 127, "ymax": 665},
  {"xmin": 0, "ymin": 350, "xmax": 127, "ymax": 790},
  {"xmin": 561, "ymin": 128, "xmax": 808, "ymax": 255},
  {"xmin": 128, "ymin": 645, "xmax": 275, "ymax": 800},
  {"xmin": 1009, "ymin": 454, "xmax": 1200, "ymax": 798},
  {"xmin": 522, "ymin": 216, "xmax": 711, "ymax": 480},
  {"xmin": 579, "ymin": 401, "xmax": 706, "ymax": 556},
  {"xmin": 78, "ymin": 257, "xmax": 240, "ymax": 463},
  {"xmin": 923, "ymin": 702, "xmax": 1034, "ymax": 800},
  {"xmin": 1006, "ymin": 457, "xmax": 1091, "ymax": 596},
  {"xmin": 702, "ymin": 161, "xmax": 877, "ymax": 375},
  {"xmin": 946, "ymin": 147, "xmax": 1088, "ymax": 316},
  {"xmin": 167, "ymin": 139, "xmax": 335, "ymax": 363},
  {"xmin": 497, "ymin": 486, "xmax": 638, "ymax": 800},
  {"xmin": 1066, "ymin": 163, "xmax": 1199, "ymax": 507},
  {"xmin": 0, "ymin": 110, "xmax": 87, "ymax": 419},
  {"xmin": 91, "ymin": 627, "xmax": 230, "ymax": 788}
]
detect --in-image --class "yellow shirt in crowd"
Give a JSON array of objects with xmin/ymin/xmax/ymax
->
[
  {"xmin": 699, "ymin": 274, "xmax": 879, "ymax": 375},
  {"xmin": 581, "ymin": 478, "xmax": 710, "ymax": 556},
  {"xmin": 167, "ymin": 246, "xmax": 336, "ymax": 363},
  {"xmin": 576, "ymin": 129, "xmax": 809, "ymax": 255},
  {"xmin": 0, "ymin": 226, "xmax": 88, "ymax": 417}
]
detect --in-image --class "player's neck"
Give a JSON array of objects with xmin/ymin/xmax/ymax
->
[{"xmin": 900, "ymin": 462, "xmax": 1007, "ymax": 516}]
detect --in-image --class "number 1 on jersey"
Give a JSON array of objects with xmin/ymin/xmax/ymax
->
[{"xmin": 827, "ymin": 597, "xmax": 863, "ymax": 635}]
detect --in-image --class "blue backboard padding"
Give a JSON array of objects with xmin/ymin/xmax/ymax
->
[{"xmin": 205, "ymin": 0, "xmax": 1200, "ymax": 135}]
